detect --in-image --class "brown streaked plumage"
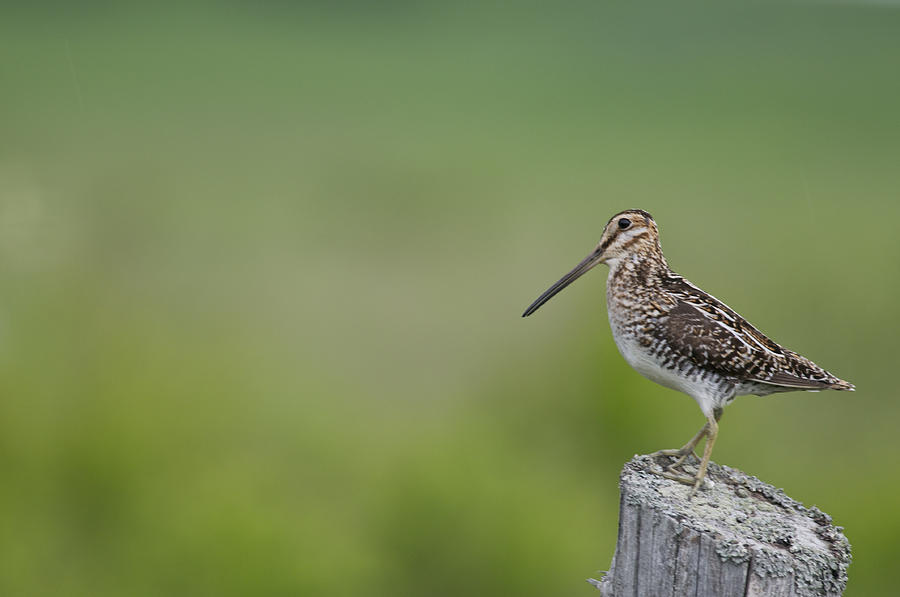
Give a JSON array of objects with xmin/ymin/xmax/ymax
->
[{"xmin": 522, "ymin": 209, "xmax": 853, "ymax": 495}]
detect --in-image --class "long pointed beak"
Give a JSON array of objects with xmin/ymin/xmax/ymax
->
[{"xmin": 522, "ymin": 247, "xmax": 605, "ymax": 317}]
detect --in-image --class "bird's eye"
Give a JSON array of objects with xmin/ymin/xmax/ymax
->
[{"xmin": 617, "ymin": 218, "xmax": 632, "ymax": 230}]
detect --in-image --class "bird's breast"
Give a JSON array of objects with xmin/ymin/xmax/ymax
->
[
  {"xmin": 606, "ymin": 292, "xmax": 734, "ymax": 411},
  {"xmin": 606, "ymin": 298, "xmax": 676, "ymax": 385},
  {"xmin": 608, "ymin": 314, "xmax": 683, "ymax": 391}
]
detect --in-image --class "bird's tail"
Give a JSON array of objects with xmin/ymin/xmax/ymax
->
[{"xmin": 829, "ymin": 378, "xmax": 855, "ymax": 391}]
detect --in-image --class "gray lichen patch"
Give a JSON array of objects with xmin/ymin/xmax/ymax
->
[
  {"xmin": 614, "ymin": 454, "xmax": 851, "ymax": 596},
  {"xmin": 715, "ymin": 538, "xmax": 750, "ymax": 564}
]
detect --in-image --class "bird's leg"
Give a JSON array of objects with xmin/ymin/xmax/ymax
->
[
  {"xmin": 654, "ymin": 423, "xmax": 708, "ymax": 466},
  {"xmin": 688, "ymin": 414, "xmax": 719, "ymax": 498},
  {"xmin": 651, "ymin": 423, "xmax": 708, "ymax": 486},
  {"xmin": 666, "ymin": 407, "xmax": 722, "ymax": 471},
  {"xmin": 653, "ymin": 409, "xmax": 723, "ymax": 495}
]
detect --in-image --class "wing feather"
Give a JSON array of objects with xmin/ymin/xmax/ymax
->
[{"xmin": 660, "ymin": 284, "xmax": 848, "ymax": 391}]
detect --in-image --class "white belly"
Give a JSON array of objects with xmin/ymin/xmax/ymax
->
[
  {"xmin": 611, "ymin": 328, "xmax": 728, "ymax": 417},
  {"xmin": 613, "ymin": 333, "xmax": 683, "ymax": 391}
]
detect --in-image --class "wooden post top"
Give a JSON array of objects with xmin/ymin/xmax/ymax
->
[{"xmin": 591, "ymin": 455, "xmax": 851, "ymax": 597}]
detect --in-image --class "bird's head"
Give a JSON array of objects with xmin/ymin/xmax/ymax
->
[
  {"xmin": 522, "ymin": 208, "xmax": 664, "ymax": 317},
  {"xmin": 595, "ymin": 209, "xmax": 661, "ymax": 267}
]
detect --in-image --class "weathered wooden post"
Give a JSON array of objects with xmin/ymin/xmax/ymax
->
[{"xmin": 589, "ymin": 455, "xmax": 851, "ymax": 597}]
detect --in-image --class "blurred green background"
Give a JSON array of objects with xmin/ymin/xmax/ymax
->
[{"xmin": 1, "ymin": 1, "xmax": 899, "ymax": 595}]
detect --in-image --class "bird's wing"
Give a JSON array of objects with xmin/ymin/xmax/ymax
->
[
  {"xmin": 660, "ymin": 279, "xmax": 845, "ymax": 390},
  {"xmin": 661, "ymin": 300, "xmax": 772, "ymax": 381}
]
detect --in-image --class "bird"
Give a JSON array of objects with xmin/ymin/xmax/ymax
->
[{"xmin": 522, "ymin": 209, "xmax": 853, "ymax": 495}]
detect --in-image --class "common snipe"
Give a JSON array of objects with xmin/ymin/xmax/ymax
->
[{"xmin": 523, "ymin": 209, "xmax": 853, "ymax": 495}]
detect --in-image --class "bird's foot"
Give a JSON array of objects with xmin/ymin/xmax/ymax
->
[
  {"xmin": 651, "ymin": 447, "xmax": 699, "ymax": 472},
  {"xmin": 656, "ymin": 469, "xmax": 696, "ymax": 484},
  {"xmin": 654, "ymin": 468, "xmax": 710, "ymax": 497},
  {"xmin": 650, "ymin": 415, "xmax": 718, "ymax": 498},
  {"xmin": 650, "ymin": 454, "xmax": 709, "ymax": 497}
]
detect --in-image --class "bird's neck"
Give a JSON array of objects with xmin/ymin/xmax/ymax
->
[{"xmin": 606, "ymin": 251, "xmax": 670, "ymax": 289}]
